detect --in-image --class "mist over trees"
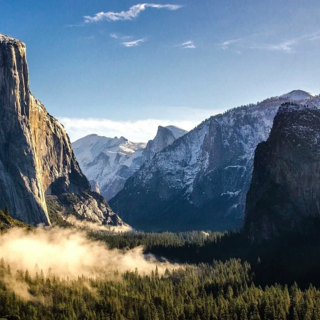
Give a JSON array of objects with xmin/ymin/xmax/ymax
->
[{"xmin": 0, "ymin": 228, "xmax": 319, "ymax": 319}]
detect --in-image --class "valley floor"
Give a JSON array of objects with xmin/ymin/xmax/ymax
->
[{"xmin": 1, "ymin": 228, "xmax": 320, "ymax": 319}]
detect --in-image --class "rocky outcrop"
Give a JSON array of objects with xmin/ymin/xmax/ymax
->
[
  {"xmin": 110, "ymin": 92, "xmax": 316, "ymax": 232},
  {"xmin": 142, "ymin": 126, "xmax": 186, "ymax": 161},
  {"xmin": 89, "ymin": 180, "xmax": 100, "ymax": 193},
  {"xmin": 73, "ymin": 126, "xmax": 187, "ymax": 201},
  {"xmin": 0, "ymin": 34, "xmax": 124, "ymax": 227},
  {"xmin": 243, "ymin": 103, "xmax": 320, "ymax": 240}
]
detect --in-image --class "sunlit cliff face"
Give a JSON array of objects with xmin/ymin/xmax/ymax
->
[{"xmin": 0, "ymin": 34, "xmax": 123, "ymax": 227}]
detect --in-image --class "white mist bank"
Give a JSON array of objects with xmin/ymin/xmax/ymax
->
[
  {"xmin": 0, "ymin": 227, "xmax": 179, "ymax": 279},
  {"xmin": 65, "ymin": 215, "xmax": 133, "ymax": 233}
]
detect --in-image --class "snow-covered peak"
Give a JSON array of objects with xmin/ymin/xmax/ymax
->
[
  {"xmin": 73, "ymin": 134, "xmax": 128, "ymax": 148},
  {"xmin": 143, "ymin": 125, "xmax": 187, "ymax": 161},
  {"xmin": 73, "ymin": 133, "xmax": 147, "ymax": 200},
  {"xmin": 73, "ymin": 134, "xmax": 145, "ymax": 166},
  {"xmin": 73, "ymin": 125, "xmax": 187, "ymax": 201},
  {"xmin": 279, "ymin": 90, "xmax": 315, "ymax": 101},
  {"xmin": 166, "ymin": 125, "xmax": 188, "ymax": 139}
]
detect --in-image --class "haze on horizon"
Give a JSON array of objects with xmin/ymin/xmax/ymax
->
[{"xmin": 1, "ymin": 0, "xmax": 320, "ymax": 141}]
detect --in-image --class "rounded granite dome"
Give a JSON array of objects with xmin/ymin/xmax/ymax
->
[{"xmin": 280, "ymin": 90, "xmax": 315, "ymax": 101}]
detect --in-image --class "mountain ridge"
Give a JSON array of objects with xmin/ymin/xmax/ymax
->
[
  {"xmin": 73, "ymin": 125, "xmax": 187, "ymax": 200},
  {"xmin": 110, "ymin": 90, "xmax": 317, "ymax": 232}
]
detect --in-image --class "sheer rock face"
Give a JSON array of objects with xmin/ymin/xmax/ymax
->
[
  {"xmin": 0, "ymin": 34, "xmax": 123, "ymax": 226},
  {"xmin": 110, "ymin": 93, "xmax": 315, "ymax": 232},
  {"xmin": 243, "ymin": 103, "xmax": 320, "ymax": 241},
  {"xmin": 142, "ymin": 126, "xmax": 180, "ymax": 161}
]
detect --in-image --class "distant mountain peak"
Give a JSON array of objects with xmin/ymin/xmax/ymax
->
[
  {"xmin": 165, "ymin": 125, "xmax": 188, "ymax": 139},
  {"xmin": 73, "ymin": 125, "xmax": 187, "ymax": 201},
  {"xmin": 143, "ymin": 125, "xmax": 187, "ymax": 161},
  {"xmin": 279, "ymin": 90, "xmax": 315, "ymax": 101}
]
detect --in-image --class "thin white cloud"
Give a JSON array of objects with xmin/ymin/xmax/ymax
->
[
  {"xmin": 221, "ymin": 38, "xmax": 243, "ymax": 50},
  {"xmin": 59, "ymin": 118, "xmax": 196, "ymax": 142},
  {"xmin": 84, "ymin": 3, "xmax": 183, "ymax": 23},
  {"xmin": 220, "ymin": 31, "xmax": 320, "ymax": 53},
  {"xmin": 58, "ymin": 106, "xmax": 221, "ymax": 142},
  {"xmin": 251, "ymin": 39, "xmax": 297, "ymax": 52},
  {"xmin": 305, "ymin": 30, "xmax": 320, "ymax": 42},
  {"xmin": 122, "ymin": 39, "xmax": 145, "ymax": 47},
  {"xmin": 179, "ymin": 41, "xmax": 196, "ymax": 49},
  {"xmin": 308, "ymin": 34, "xmax": 320, "ymax": 41},
  {"xmin": 308, "ymin": 33, "xmax": 320, "ymax": 41},
  {"xmin": 65, "ymin": 23, "xmax": 86, "ymax": 28},
  {"xmin": 251, "ymin": 31, "xmax": 320, "ymax": 53},
  {"xmin": 110, "ymin": 33, "xmax": 133, "ymax": 41}
]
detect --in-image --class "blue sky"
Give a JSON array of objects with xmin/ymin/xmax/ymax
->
[{"xmin": 1, "ymin": 0, "xmax": 320, "ymax": 141}]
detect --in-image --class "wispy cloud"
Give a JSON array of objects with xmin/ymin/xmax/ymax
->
[
  {"xmin": 65, "ymin": 23, "xmax": 86, "ymax": 28},
  {"xmin": 179, "ymin": 41, "xmax": 196, "ymax": 49},
  {"xmin": 308, "ymin": 33, "xmax": 320, "ymax": 41},
  {"xmin": 110, "ymin": 33, "xmax": 119, "ymax": 39},
  {"xmin": 251, "ymin": 31, "xmax": 320, "ymax": 53},
  {"xmin": 221, "ymin": 38, "xmax": 243, "ymax": 50},
  {"xmin": 220, "ymin": 31, "xmax": 320, "ymax": 53},
  {"xmin": 251, "ymin": 39, "xmax": 297, "ymax": 52},
  {"xmin": 110, "ymin": 33, "xmax": 133, "ymax": 40},
  {"xmin": 122, "ymin": 39, "xmax": 145, "ymax": 47},
  {"xmin": 84, "ymin": 3, "xmax": 183, "ymax": 23},
  {"xmin": 110, "ymin": 33, "xmax": 142, "ymax": 48},
  {"xmin": 59, "ymin": 118, "xmax": 194, "ymax": 142}
]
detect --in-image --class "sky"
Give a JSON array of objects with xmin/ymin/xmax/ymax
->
[{"xmin": 1, "ymin": 0, "xmax": 320, "ymax": 142}]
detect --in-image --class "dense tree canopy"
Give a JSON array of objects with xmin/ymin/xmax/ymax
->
[
  {"xmin": 0, "ymin": 228, "xmax": 320, "ymax": 319},
  {"xmin": 1, "ymin": 257, "xmax": 320, "ymax": 320}
]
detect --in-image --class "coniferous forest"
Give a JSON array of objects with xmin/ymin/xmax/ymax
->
[{"xmin": 1, "ymin": 217, "xmax": 320, "ymax": 320}]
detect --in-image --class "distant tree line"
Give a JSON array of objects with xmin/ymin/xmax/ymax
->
[{"xmin": 93, "ymin": 230, "xmax": 320, "ymax": 289}]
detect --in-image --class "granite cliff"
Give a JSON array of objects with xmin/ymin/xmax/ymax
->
[
  {"xmin": 244, "ymin": 103, "xmax": 320, "ymax": 240},
  {"xmin": 0, "ymin": 34, "xmax": 123, "ymax": 227}
]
